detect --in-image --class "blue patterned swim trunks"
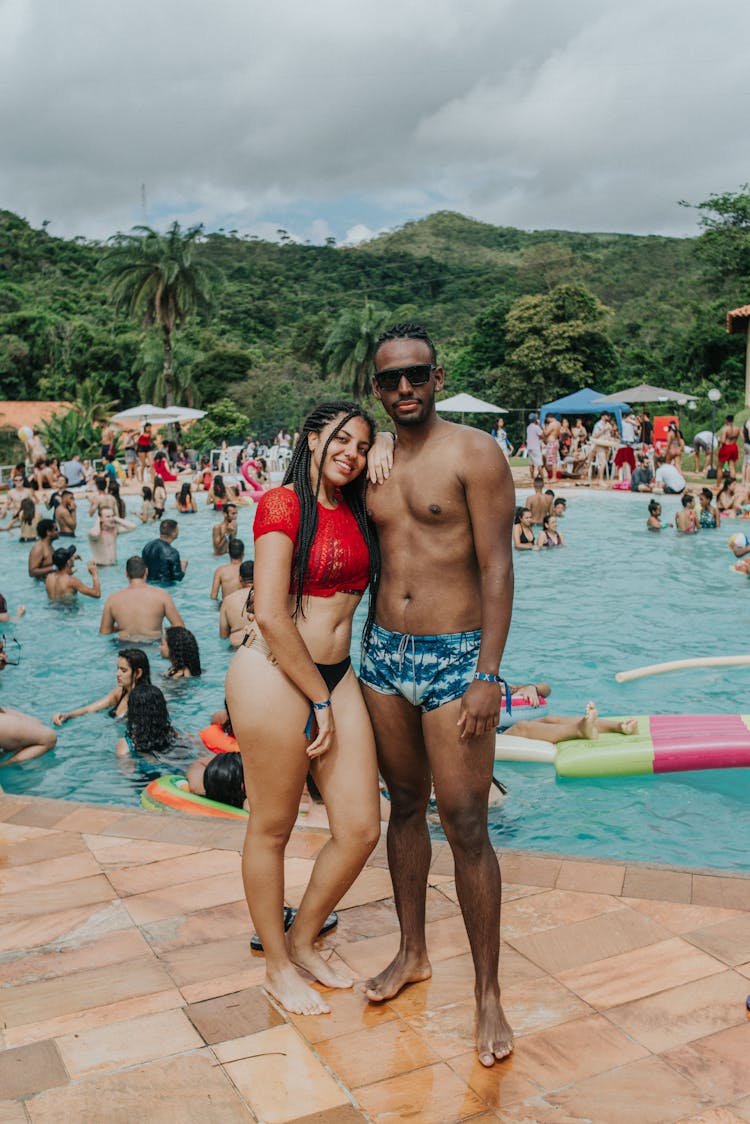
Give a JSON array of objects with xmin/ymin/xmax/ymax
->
[{"xmin": 360, "ymin": 623, "xmax": 482, "ymax": 712}]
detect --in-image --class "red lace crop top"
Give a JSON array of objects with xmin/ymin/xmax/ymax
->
[{"xmin": 253, "ymin": 487, "xmax": 369, "ymax": 597}]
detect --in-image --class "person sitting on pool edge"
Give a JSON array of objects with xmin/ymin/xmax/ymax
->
[
  {"xmin": 53, "ymin": 649, "xmax": 151, "ymax": 725},
  {"xmin": 0, "ymin": 637, "xmax": 57, "ymax": 766}
]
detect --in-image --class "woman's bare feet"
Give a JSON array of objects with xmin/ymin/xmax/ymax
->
[
  {"xmin": 264, "ymin": 963, "xmax": 331, "ymax": 1015},
  {"xmin": 287, "ymin": 935, "xmax": 353, "ymax": 990},
  {"xmin": 579, "ymin": 701, "xmax": 599, "ymax": 741},
  {"xmin": 619, "ymin": 718, "xmax": 638, "ymax": 735},
  {"xmin": 476, "ymin": 996, "xmax": 514, "ymax": 1067},
  {"xmin": 364, "ymin": 952, "xmax": 432, "ymax": 1002}
]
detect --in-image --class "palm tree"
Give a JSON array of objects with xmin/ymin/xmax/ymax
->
[
  {"xmin": 101, "ymin": 222, "xmax": 221, "ymax": 407},
  {"xmin": 134, "ymin": 332, "xmax": 202, "ymax": 408},
  {"xmin": 323, "ymin": 299, "xmax": 392, "ymax": 399},
  {"xmin": 74, "ymin": 377, "xmax": 120, "ymax": 425}
]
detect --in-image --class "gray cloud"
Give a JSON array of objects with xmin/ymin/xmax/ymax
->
[{"xmin": 1, "ymin": 0, "xmax": 748, "ymax": 241}]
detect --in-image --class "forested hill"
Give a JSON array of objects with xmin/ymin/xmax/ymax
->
[{"xmin": 0, "ymin": 205, "xmax": 745, "ymax": 439}]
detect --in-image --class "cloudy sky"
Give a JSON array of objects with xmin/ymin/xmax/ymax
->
[{"xmin": 1, "ymin": 0, "xmax": 748, "ymax": 244}]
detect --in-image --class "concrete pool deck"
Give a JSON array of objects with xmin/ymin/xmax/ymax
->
[{"xmin": 0, "ymin": 792, "xmax": 749, "ymax": 1122}]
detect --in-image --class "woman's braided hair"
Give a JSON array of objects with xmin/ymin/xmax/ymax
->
[{"xmin": 283, "ymin": 401, "xmax": 380, "ymax": 641}]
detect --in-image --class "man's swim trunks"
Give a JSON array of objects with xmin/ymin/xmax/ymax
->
[{"xmin": 360, "ymin": 623, "xmax": 481, "ymax": 712}]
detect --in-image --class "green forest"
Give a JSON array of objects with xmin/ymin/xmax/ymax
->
[{"xmin": 1, "ymin": 190, "xmax": 749, "ymax": 452}]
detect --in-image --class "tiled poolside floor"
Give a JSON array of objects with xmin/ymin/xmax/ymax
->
[{"xmin": 0, "ymin": 793, "xmax": 749, "ymax": 1123}]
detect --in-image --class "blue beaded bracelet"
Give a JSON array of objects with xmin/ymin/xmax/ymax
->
[{"xmin": 312, "ymin": 698, "xmax": 331, "ymax": 711}]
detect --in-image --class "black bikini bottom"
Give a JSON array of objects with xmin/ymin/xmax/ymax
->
[{"xmin": 316, "ymin": 656, "xmax": 351, "ymax": 695}]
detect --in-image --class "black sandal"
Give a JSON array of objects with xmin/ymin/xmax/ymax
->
[{"xmin": 250, "ymin": 907, "xmax": 338, "ymax": 952}]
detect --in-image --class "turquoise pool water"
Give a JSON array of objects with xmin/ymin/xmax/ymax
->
[{"xmin": 1, "ymin": 489, "xmax": 749, "ymax": 871}]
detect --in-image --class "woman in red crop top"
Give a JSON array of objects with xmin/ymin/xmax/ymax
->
[{"xmin": 225, "ymin": 401, "xmax": 381, "ymax": 1017}]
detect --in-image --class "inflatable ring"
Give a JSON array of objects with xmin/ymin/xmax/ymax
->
[
  {"xmin": 199, "ymin": 723, "xmax": 239, "ymax": 754},
  {"xmin": 239, "ymin": 461, "xmax": 265, "ymax": 500},
  {"xmin": 141, "ymin": 774, "xmax": 247, "ymax": 820},
  {"xmin": 17, "ymin": 426, "xmax": 33, "ymax": 446}
]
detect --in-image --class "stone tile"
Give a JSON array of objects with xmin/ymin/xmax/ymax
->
[
  {"xmin": 4, "ymin": 986, "xmax": 184, "ymax": 1049},
  {"xmin": 217, "ymin": 1024, "xmax": 349, "ymax": 1122},
  {"xmin": 0, "ymin": 899, "xmax": 130, "ymax": 955},
  {"xmin": 0, "ymin": 1040, "xmax": 68, "ymax": 1100},
  {"xmin": 0, "ymin": 851, "xmax": 103, "ymax": 894},
  {"xmin": 623, "ymin": 897, "xmax": 744, "ymax": 934},
  {"xmin": 322, "ymin": 899, "xmax": 400, "ymax": 948},
  {"xmin": 140, "ymin": 899, "xmax": 251, "ymax": 955},
  {"xmin": 557, "ymin": 936, "xmax": 726, "ymax": 1009},
  {"xmin": 122, "ymin": 871, "xmax": 245, "ymax": 924},
  {"xmin": 285, "ymin": 865, "xmax": 393, "ymax": 911},
  {"xmin": 148, "ymin": 817, "xmax": 228, "ymax": 846},
  {"xmin": 97, "ymin": 812, "xmax": 180, "ymax": 840},
  {"xmin": 316, "ymin": 1018, "xmax": 439, "ymax": 1088},
  {"xmin": 53, "ymin": 806, "xmax": 123, "ymax": 833},
  {"xmin": 738, "ymin": 961, "xmax": 750, "ymax": 979},
  {"xmin": 605, "ymin": 969, "xmax": 750, "ymax": 1052},
  {"xmin": 381, "ymin": 952, "xmax": 479, "ymax": 1019},
  {"xmin": 501, "ymin": 888, "xmax": 623, "ymax": 940},
  {"xmin": 692, "ymin": 876, "xmax": 750, "ymax": 911},
  {"xmin": 686, "ymin": 915, "xmax": 750, "ymax": 966},
  {"xmin": 499, "ymin": 943, "xmax": 546, "ymax": 987},
  {"xmin": 0, "ymin": 1100, "xmax": 29, "ymax": 1123},
  {"xmin": 505, "ymin": 1055, "xmax": 711, "ymax": 1124},
  {"xmin": 185, "ymin": 986, "xmax": 283, "ymax": 1043},
  {"xmin": 500, "ymin": 1012, "xmax": 648, "ymax": 1090},
  {"xmin": 284, "ymin": 829, "xmax": 330, "ymax": 859},
  {"xmin": 429, "ymin": 844, "xmax": 455, "ymax": 877},
  {"xmin": 179, "ymin": 964, "xmax": 267, "ymax": 1004},
  {"xmin": 55, "ymin": 1008, "xmax": 203, "ymax": 1077},
  {"xmin": 507, "ymin": 906, "xmax": 670, "ymax": 975},
  {"xmin": 279, "ymin": 856, "xmax": 316, "ymax": 892},
  {"xmin": 0, "ymin": 797, "xmax": 29, "ymax": 822},
  {"xmin": 500, "ymin": 853, "xmax": 561, "ymax": 888},
  {"xmin": 663, "ymin": 1023, "xmax": 750, "ymax": 1102},
  {"xmin": 448, "ymin": 1047, "xmax": 547, "ymax": 1110},
  {"xmin": 622, "ymin": 865, "xmax": 693, "ymax": 903},
  {"xmin": 5, "ymin": 798, "xmax": 81, "ymax": 830},
  {"xmin": 0, "ymin": 821, "xmax": 50, "ymax": 843},
  {"xmin": 0, "ymin": 927, "xmax": 150, "ymax": 988},
  {"xmin": 83, "ymin": 834, "xmax": 207, "ymax": 868},
  {"xmin": 336, "ymin": 912, "xmax": 472, "ymax": 980},
  {"xmin": 289, "ymin": 984, "xmax": 398, "ymax": 1044},
  {"xmin": 555, "ymin": 858, "xmax": 626, "ymax": 895},
  {"xmin": 0, "ymin": 875, "xmax": 115, "ymax": 923},
  {"xmin": 731, "ymin": 1096, "xmax": 750, "ymax": 1122},
  {"xmin": 502, "ymin": 883, "xmax": 548, "ymax": 902},
  {"xmin": 107, "ymin": 848, "xmax": 240, "ymax": 898},
  {"xmin": 0, "ymin": 955, "xmax": 176, "ymax": 1030},
  {"xmin": 288, "ymin": 1108, "xmax": 366, "ymax": 1124},
  {"xmin": 24, "ymin": 1052, "xmax": 248, "ymax": 1123},
  {"xmin": 2, "ymin": 830, "xmax": 87, "ymax": 867},
  {"xmin": 199, "ymin": 822, "xmax": 246, "ymax": 851},
  {"xmin": 158, "ymin": 935, "xmax": 251, "ymax": 988},
  {"xmin": 500, "ymin": 975, "xmax": 591, "ymax": 1037},
  {"xmin": 673, "ymin": 1110, "xmax": 750, "ymax": 1124},
  {"xmin": 355, "ymin": 1061, "xmax": 486, "ymax": 1123}
]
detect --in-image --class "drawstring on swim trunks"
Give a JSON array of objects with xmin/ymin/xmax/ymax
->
[{"xmin": 396, "ymin": 632, "xmax": 417, "ymax": 705}]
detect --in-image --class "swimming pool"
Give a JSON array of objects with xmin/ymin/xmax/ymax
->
[{"xmin": 1, "ymin": 488, "xmax": 749, "ymax": 872}]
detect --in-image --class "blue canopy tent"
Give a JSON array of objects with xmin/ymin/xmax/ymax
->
[{"xmin": 539, "ymin": 387, "xmax": 630, "ymax": 433}]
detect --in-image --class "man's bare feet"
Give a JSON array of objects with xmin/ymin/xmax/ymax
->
[
  {"xmin": 476, "ymin": 996, "xmax": 514, "ymax": 1066},
  {"xmin": 287, "ymin": 935, "xmax": 353, "ymax": 990},
  {"xmin": 364, "ymin": 952, "xmax": 432, "ymax": 1002},
  {"xmin": 264, "ymin": 964, "xmax": 331, "ymax": 1015},
  {"xmin": 579, "ymin": 701, "xmax": 599, "ymax": 741},
  {"xmin": 619, "ymin": 718, "xmax": 638, "ymax": 735}
]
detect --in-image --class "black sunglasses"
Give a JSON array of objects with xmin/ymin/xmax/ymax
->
[{"xmin": 373, "ymin": 363, "xmax": 435, "ymax": 391}]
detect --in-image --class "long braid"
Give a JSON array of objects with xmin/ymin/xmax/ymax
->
[{"xmin": 283, "ymin": 401, "xmax": 379, "ymax": 623}]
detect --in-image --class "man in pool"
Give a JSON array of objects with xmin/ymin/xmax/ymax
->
[
  {"xmin": 361, "ymin": 323, "xmax": 515, "ymax": 1067},
  {"xmin": 55, "ymin": 490, "xmax": 78, "ymax": 536},
  {"xmin": 142, "ymin": 519, "xmax": 187, "ymax": 583},
  {"xmin": 211, "ymin": 503, "xmax": 238, "ymax": 556},
  {"xmin": 219, "ymin": 560, "xmax": 254, "ymax": 647},
  {"xmin": 28, "ymin": 519, "xmax": 59, "ymax": 579},
  {"xmin": 45, "ymin": 547, "xmax": 100, "ymax": 601},
  {"xmin": 99, "ymin": 556, "xmax": 184, "ymax": 641},
  {"xmin": 0, "ymin": 639, "xmax": 58, "ymax": 766},
  {"xmin": 88, "ymin": 507, "xmax": 137, "ymax": 566},
  {"xmin": 210, "ymin": 538, "xmax": 245, "ymax": 601}
]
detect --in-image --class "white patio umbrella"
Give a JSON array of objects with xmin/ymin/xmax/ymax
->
[
  {"xmin": 593, "ymin": 384, "xmax": 698, "ymax": 406},
  {"xmin": 110, "ymin": 404, "xmax": 178, "ymax": 425},
  {"xmin": 436, "ymin": 393, "xmax": 508, "ymax": 423},
  {"xmin": 163, "ymin": 407, "xmax": 207, "ymax": 422}
]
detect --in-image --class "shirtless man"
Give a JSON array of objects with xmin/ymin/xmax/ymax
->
[
  {"xmin": 360, "ymin": 323, "xmax": 515, "ymax": 1066},
  {"xmin": 212, "ymin": 504, "xmax": 238, "ymax": 556},
  {"xmin": 219, "ymin": 560, "xmax": 254, "ymax": 646},
  {"xmin": 45, "ymin": 548, "xmax": 100, "ymax": 601},
  {"xmin": 99, "ymin": 555, "xmax": 184, "ymax": 641},
  {"xmin": 210, "ymin": 538, "xmax": 245, "ymax": 600},
  {"xmin": 89, "ymin": 476, "xmax": 117, "ymax": 517},
  {"xmin": 55, "ymin": 490, "xmax": 78, "ymax": 536},
  {"xmin": 88, "ymin": 508, "xmax": 137, "ymax": 566},
  {"xmin": 525, "ymin": 477, "xmax": 553, "ymax": 525},
  {"xmin": 28, "ymin": 520, "xmax": 59, "ymax": 579},
  {"xmin": 0, "ymin": 639, "xmax": 57, "ymax": 766}
]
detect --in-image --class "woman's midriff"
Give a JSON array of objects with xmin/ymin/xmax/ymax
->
[{"xmin": 289, "ymin": 591, "xmax": 361, "ymax": 664}]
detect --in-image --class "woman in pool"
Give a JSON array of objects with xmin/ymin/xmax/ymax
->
[
  {"xmin": 0, "ymin": 497, "xmax": 40, "ymax": 540},
  {"xmin": 186, "ymin": 750, "xmax": 248, "ymax": 810},
  {"xmin": 536, "ymin": 513, "xmax": 564, "ymax": 548},
  {"xmin": 53, "ymin": 648, "xmax": 151, "ymax": 725},
  {"xmin": 160, "ymin": 626, "xmax": 202, "ymax": 678},
  {"xmin": 512, "ymin": 507, "xmax": 537, "ymax": 551},
  {"xmin": 225, "ymin": 400, "xmax": 380, "ymax": 1017},
  {"xmin": 138, "ymin": 486, "xmax": 156, "ymax": 523},
  {"xmin": 115, "ymin": 683, "xmax": 186, "ymax": 762},
  {"xmin": 698, "ymin": 488, "xmax": 719, "ymax": 529},
  {"xmin": 674, "ymin": 493, "xmax": 698, "ymax": 534},
  {"xmin": 647, "ymin": 498, "xmax": 664, "ymax": 530},
  {"xmin": 207, "ymin": 474, "xmax": 227, "ymax": 510},
  {"xmin": 715, "ymin": 474, "xmax": 737, "ymax": 517},
  {"xmin": 176, "ymin": 481, "xmax": 197, "ymax": 513}
]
